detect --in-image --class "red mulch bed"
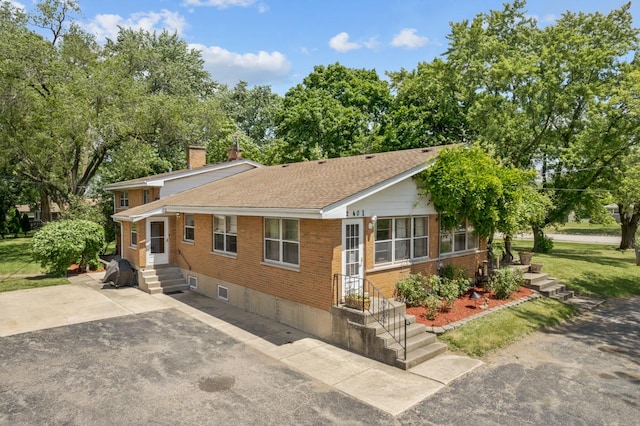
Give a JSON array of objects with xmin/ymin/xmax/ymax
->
[
  {"xmin": 67, "ymin": 264, "xmax": 104, "ymax": 274},
  {"xmin": 406, "ymin": 286, "xmax": 534, "ymax": 327}
]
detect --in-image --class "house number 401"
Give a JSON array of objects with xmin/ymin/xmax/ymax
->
[{"xmin": 347, "ymin": 210, "xmax": 364, "ymax": 217}]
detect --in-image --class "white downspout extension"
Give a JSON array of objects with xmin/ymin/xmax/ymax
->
[{"xmin": 119, "ymin": 222, "xmax": 124, "ymax": 258}]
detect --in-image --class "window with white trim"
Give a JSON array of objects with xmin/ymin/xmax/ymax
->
[
  {"xmin": 264, "ymin": 218, "xmax": 299, "ymax": 266},
  {"xmin": 184, "ymin": 214, "xmax": 195, "ymax": 242},
  {"xmin": 143, "ymin": 189, "xmax": 150, "ymax": 204},
  {"xmin": 374, "ymin": 216, "xmax": 429, "ymax": 265},
  {"xmin": 440, "ymin": 220, "xmax": 477, "ymax": 255},
  {"xmin": 119, "ymin": 190, "xmax": 129, "ymax": 208},
  {"xmin": 130, "ymin": 222, "xmax": 137, "ymax": 247},
  {"xmin": 213, "ymin": 215, "xmax": 237, "ymax": 254}
]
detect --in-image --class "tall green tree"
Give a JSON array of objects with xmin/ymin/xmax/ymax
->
[
  {"xmin": 0, "ymin": 1, "xmax": 224, "ymax": 219},
  {"xmin": 217, "ymin": 81, "xmax": 282, "ymax": 147},
  {"xmin": 391, "ymin": 1, "xmax": 639, "ymax": 250},
  {"xmin": 275, "ymin": 63, "xmax": 391, "ymax": 162}
]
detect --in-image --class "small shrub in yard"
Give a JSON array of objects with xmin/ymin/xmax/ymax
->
[
  {"xmin": 488, "ymin": 268, "xmax": 524, "ymax": 299},
  {"xmin": 433, "ymin": 278, "xmax": 460, "ymax": 311},
  {"xmin": 31, "ymin": 220, "xmax": 105, "ymax": 276},
  {"xmin": 423, "ymin": 294, "xmax": 442, "ymax": 320},
  {"xmin": 535, "ymin": 233, "xmax": 554, "ymax": 253},
  {"xmin": 396, "ymin": 273, "xmax": 429, "ymax": 307}
]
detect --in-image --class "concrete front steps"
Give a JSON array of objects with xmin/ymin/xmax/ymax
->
[
  {"xmin": 514, "ymin": 265, "xmax": 574, "ymax": 301},
  {"xmin": 331, "ymin": 298, "xmax": 446, "ymax": 370},
  {"xmin": 139, "ymin": 266, "xmax": 189, "ymax": 295}
]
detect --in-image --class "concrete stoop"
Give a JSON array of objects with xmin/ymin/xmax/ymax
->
[
  {"xmin": 331, "ymin": 299, "xmax": 446, "ymax": 370},
  {"xmin": 139, "ymin": 266, "xmax": 189, "ymax": 295},
  {"xmin": 522, "ymin": 270, "xmax": 574, "ymax": 301}
]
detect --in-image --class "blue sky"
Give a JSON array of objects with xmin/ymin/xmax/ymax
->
[{"xmin": 12, "ymin": 0, "xmax": 638, "ymax": 94}]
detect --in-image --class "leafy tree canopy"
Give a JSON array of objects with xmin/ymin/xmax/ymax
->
[
  {"xmin": 275, "ymin": 63, "xmax": 391, "ymax": 162},
  {"xmin": 415, "ymin": 146, "xmax": 549, "ymax": 240}
]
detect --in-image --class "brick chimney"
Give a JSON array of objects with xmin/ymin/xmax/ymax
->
[
  {"xmin": 187, "ymin": 146, "xmax": 206, "ymax": 169},
  {"xmin": 227, "ymin": 139, "xmax": 242, "ymax": 162}
]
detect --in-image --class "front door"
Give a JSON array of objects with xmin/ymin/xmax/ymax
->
[
  {"xmin": 146, "ymin": 218, "xmax": 169, "ymax": 265},
  {"xmin": 342, "ymin": 219, "xmax": 364, "ymax": 298}
]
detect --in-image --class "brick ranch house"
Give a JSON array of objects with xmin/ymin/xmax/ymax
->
[{"xmin": 106, "ymin": 144, "xmax": 487, "ymax": 368}]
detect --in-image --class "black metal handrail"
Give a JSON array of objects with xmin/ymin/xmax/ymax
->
[{"xmin": 332, "ymin": 273, "xmax": 409, "ymax": 360}]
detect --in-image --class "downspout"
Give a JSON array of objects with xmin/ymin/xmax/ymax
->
[{"xmin": 119, "ymin": 222, "xmax": 124, "ymax": 258}]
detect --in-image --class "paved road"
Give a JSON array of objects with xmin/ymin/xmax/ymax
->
[
  {"xmin": 513, "ymin": 232, "xmax": 620, "ymax": 245},
  {"xmin": 397, "ymin": 297, "xmax": 640, "ymax": 425}
]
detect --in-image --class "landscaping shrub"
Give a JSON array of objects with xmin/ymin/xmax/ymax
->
[
  {"xmin": 488, "ymin": 268, "xmax": 524, "ymax": 299},
  {"xmin": 396, "ymin": 273, "xmax": 429, "ymax": 307},
  {"xmin": 423, "ymin": 294, "xmax": 441, "ymax": 320},
  {"xmin": 31, "ymin": 220, "xmax": 105, "ymax": 276},
  {"xmin": 535, "ymin": 233, "xmax": 554, "ymax": 253},
  {"xmin": 433, "ymin": 277, "xmax": 460, "ymax": 311}
]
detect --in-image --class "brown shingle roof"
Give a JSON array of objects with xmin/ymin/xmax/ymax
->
[{"xmin": 115, "ymin": 145, "xmax": 454, "ymax": 219}]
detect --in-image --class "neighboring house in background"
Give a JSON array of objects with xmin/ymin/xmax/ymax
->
[
  {"xmin": 16, "ymin": 203, "xmax": 61, "ymax": 228},
  {"xmin": 106, "ymin": 143, "xmax": 486, "ymax": 343}
]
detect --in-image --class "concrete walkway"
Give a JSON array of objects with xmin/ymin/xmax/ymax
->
[{"xmin": 0, "ymin": 273, "xmax": 483, "ymax": 417}]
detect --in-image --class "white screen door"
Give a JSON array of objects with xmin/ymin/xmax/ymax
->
[
  {"xmin": 146, "ymin": 218, "xmax": 169, "ymax": 265},
  {"xmin": 342, "ymin": 219, "xmax": 363, "ymax": 298}
]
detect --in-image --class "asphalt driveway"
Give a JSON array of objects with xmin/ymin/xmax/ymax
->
[
  {"xmin": 397, "ymin": 296, "xmax": 640, "ymax": 425},
  {"xmin": 0, "ymin": 308, "xmax": 395, "ymax": 425}
]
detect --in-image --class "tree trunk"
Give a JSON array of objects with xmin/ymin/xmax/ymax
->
[
  {"xmin": 40, "ymin": 191, "xmax": 51, "ymax": 224},
  {"xmin": 504, "ymin": 235, "xmax": 514, "ymax": 263},
  {"xmin": 531, "ymin": 224, "xmax": 544, "ymax": 252},
  {"xmin": 619, "ymin": 203, "xmax": 639, "ymax": 250}
]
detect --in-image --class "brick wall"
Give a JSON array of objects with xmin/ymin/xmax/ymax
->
[
  {"xmin": 363, "ymin": 215, "xmax": 488, "ymax": 299},
  {"xmin": 175, "ymin": 215, "xmax": 341, "ymax": 311}
]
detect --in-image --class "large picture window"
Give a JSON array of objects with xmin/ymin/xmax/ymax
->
[
  {"xmin": 184, "ymin": 214, "xmax": 195, "ymax": 242},
  {"xmin": 213, "ymin": 215, "xmax": 237, "ymax": 254},
  {"xmin": 440, "ymin": 220, "xmax": 477, "ymax": 255},
  {"xmin": 374, "ymin": 216, "xmax": 429, "ymax": 265},
  {"xmin": 264, "ymin": 218, "xmax": 299, "ymax": 266}
]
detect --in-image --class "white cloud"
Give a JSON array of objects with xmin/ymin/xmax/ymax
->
[
  {"xmin": 182, "ymin": 0, "xmax": 255, "ymax": 8},
  {"xmin": 85, "ymin": 10, "xmax": 188, "ymax": 41},
  {"xmin": 329, "ymin": 32, "xmax": 361, "ymax": 53},
  {"xmin": 391, "ymin": 28, "xmax": 428, "ymax": 49},
  {"xmin": 190, "ymin": 43, "xmax": 292, "ymax": 86},
  {"xmin": 363, "ymin": 36, "xmax": 380, "ymax": 49}
]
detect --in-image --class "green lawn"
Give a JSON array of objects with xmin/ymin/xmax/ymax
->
[
  {"xmin": 0, "ymin": 236, "xmax": 45, "ymax": 275},
  {"xmin": 512, "ymin": 241, "xmax": 640, "ymax": 298},
  {"xmin": 0, "ymin": 275, "xmax": 69, "ymax": 293},
  {"xmin": 441, "ymin": 298, "xmax": 578, "ymax": 357},
  {"xmin": 0, "ymin": 236, "xmax": 70, "ymax": 293},
  {"xmin": 442, "ymin": 240, "xmax": 640, "ymax": 357}
]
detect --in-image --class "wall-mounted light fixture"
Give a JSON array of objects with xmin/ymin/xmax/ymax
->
[{"xmin": 368, "ymin": 215, "xmax": 377, "ymax": 229}]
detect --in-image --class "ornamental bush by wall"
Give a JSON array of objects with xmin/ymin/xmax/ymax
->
[{"xmin": 31, "ymin": 220, "xmax": 105, "ymax": 276}]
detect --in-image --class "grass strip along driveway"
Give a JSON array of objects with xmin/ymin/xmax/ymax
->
[{"xmin": 443, "ymin": 241, "xmax": 640, "ymax": 357}]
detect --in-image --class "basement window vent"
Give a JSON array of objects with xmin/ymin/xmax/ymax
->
[
  {"xmin": 217, "ymin": 285, "xmax": 229, "ymax": 301},
  {"xmin": 188, "ymin": 275, "xmax": 197, "ymax": 289}
]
